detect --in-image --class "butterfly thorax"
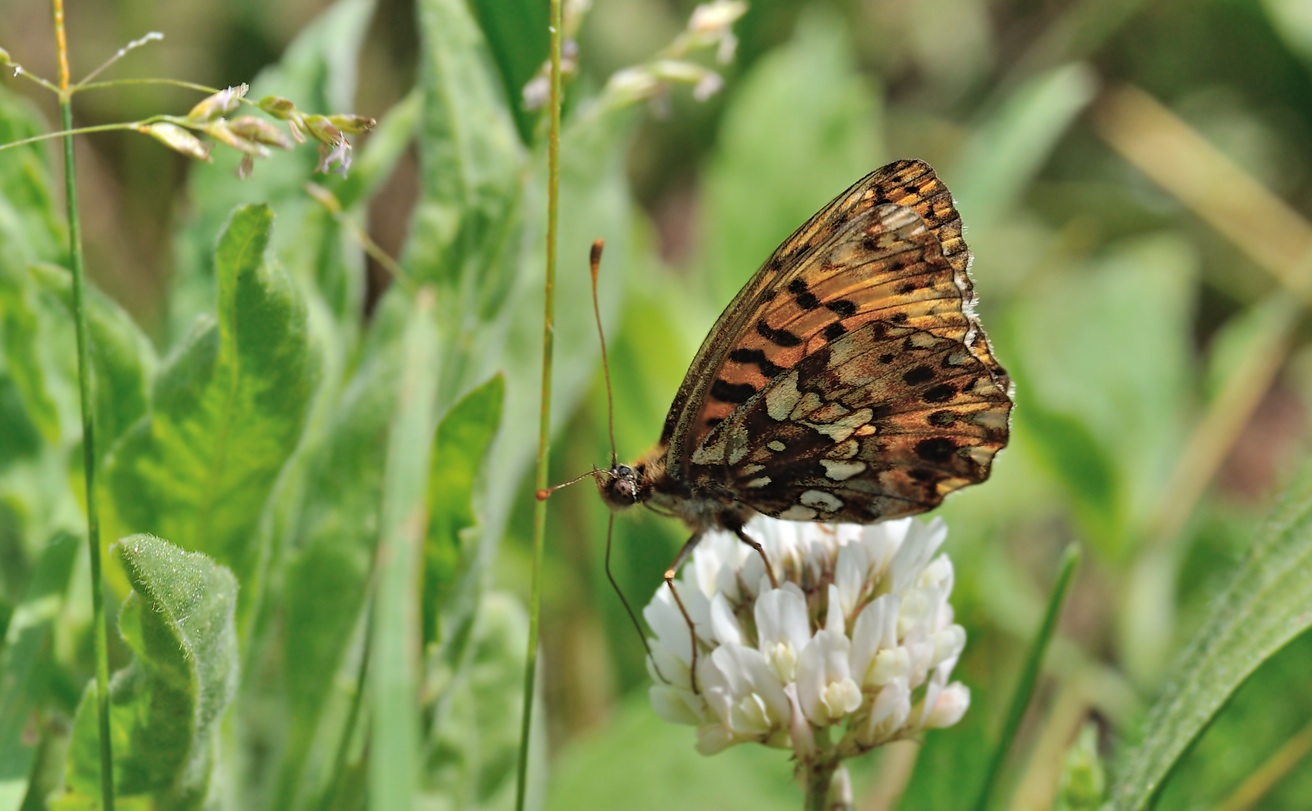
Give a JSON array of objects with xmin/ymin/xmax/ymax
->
[{"xmin": 597, "ymin": 446, "xmax": 755, "ymax": 533}]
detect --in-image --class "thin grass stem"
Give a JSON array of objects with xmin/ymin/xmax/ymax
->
[
  {"xmin": 51, "ymin": 0, "xmax": 115, "ymax": 807},
  {"xmin": 516, "ymin": 0, "xmax": 564, "ymax": 808},
  {"xmin": 971, "ymin": 544, "xmax": 1081, "ymax": 811}
]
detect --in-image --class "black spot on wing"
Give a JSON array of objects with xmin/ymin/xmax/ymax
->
[
  {"xmin": 824, "ymin": 322, "xmax": 847, "ymax": 342},
  {"xmin": 826, "ymin": 299, "xmax": 857, "ymax": 318},
  {"xmin": 787, "ymin": 278, "xmax": 820, "ymax": 310},
  {"xmin": 922, "ymin": 383, "xmax": 955, "ymax": 403},
  {"xmin": 756, "ymin": 320, "xmax": 803, "ymax": 347},
  {"xmin": 711, "ymin": 378, "xmax": 757, "ymax": 404},
  {"xmin": 915, "ymin": 437, "xmax": 956, "ymax": 463},
  {"xmin": 729, "ymin": 347, "xmax": 785, "ymax": 378},
  {"xmin": 928, "ymin": 410, "xmax": 956, "ymax": 427},
  {"xmin": 902, "ymin": 365, "xmax": 934, "ymax": 385}
]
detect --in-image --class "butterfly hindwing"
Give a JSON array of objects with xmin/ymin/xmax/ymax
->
[{"xmin": 690, "ymin": 319, "xmax": 1011, "ymax": 522}]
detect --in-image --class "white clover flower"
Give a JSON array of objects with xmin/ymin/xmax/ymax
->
[{"xmin": 644, "ymin": 515, "xmax": 970, "ymax": 768}]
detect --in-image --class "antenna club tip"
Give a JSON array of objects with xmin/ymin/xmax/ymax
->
[
  {"xmin": 535, "ymin": 488, "xmax": 551, "ymax": 501},
  {"xmin": 590, "ymin": 239, "xmax": 604, "ymax": 263}
]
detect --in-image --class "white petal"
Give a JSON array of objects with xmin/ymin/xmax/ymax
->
[
  {"xmin": 755, "ymin": 586, "xmax": 810, "ymax": 680},
  {"xmin": 924, "ymin": 682, "xmax": 971, "ymax": 729},
  {"xmin": 797, "ymin": 629, "xmax": 854, "ymax": 725},
  {"xmin": 650, "ymin": 684, "xmax": 705, "ymax": 724},
  {"xmin": 709, "ymin": 592, "xmax": 743, "ymax": 646},
  {"xmin": 695, "ymin": 722, "xmax": 738, "ymax": 755},
  {"xmin": 850, "ymin": 594, "xmax": 897, "ymax": 686},
  {"xmin": 857, "ymin": 679, "xmax": 910, "ymax": 746},
  {"xmin": 824, "ymin": 583, "xmax": 845, "ymax": 633}
]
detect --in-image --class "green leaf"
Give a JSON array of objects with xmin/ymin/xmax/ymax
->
[
  {"xmin": 273, "ymin": 352, "xmax": 398, "ymax": 811},
  {"xmin": 425, "ymin": 373, "xmax": 505, "ymax": 648},
  {"xmin": 0, "ymin": 88, "xmax": 63, "ymax": 268},
  {"xmin": 0, "ymin": 531, "xmax": 78, "ymax": 811},
  {"xmin": 953, "ymin": 63, "xmax": 1099, "ymax": 221},
  {"xmin": 703, "ymin": 7, "xmax": 881, "ymax": 307},
  {"xmin": 424, "ymin": 591, "xmax": 535, "ymax": 809},
  {"xmin": 102, "ymin": 205, "xmax": 317, "ymax": 604},
  {"xmin": 1104, "ymin": 458, "xmax": 1312, "ymax": 810},
  {"xmin": 1006, "ymin": 235, "xmax": 1196, "ymax": 555},
  {"xmin": 29, "ymin": 263, "xmax": 157, "ymax": 462},
  {"xmin": 407, "ymin": 0, "xmax": 526, "ymax": 329},
  {"xmin": 57, "ymin": 535, "xmax": 237, "ymax": 808},
  {"xmin": 371, "ymin": 290, "xmax": 442, "ymax": 810},
  {"xmin": 469, "ymin": 0, "xmax": 549, "ymax": 143}
]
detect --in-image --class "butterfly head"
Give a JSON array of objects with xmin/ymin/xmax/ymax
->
[{"xmin": 596, "ymin": 462, "xmax": 652, "ymax": 511}]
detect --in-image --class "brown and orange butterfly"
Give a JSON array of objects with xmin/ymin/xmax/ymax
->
[{"xmin": 594, "ymin": 159, "xmax": 1013, "ymax": 589}]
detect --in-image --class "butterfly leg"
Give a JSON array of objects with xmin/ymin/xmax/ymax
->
[
  {"xmin": 731, "ymin": 526, "xmax": 779, "ymax": 589},
  {"xmin": 664, "ymin": 532, "xmax": 705, "ymax": 693}
]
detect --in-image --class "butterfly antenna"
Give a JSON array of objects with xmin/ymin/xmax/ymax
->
[
  {"xmin": 535, "ymin": 467, "xmax": 598, "ymax": 501},
  {"xmin": 590, "ymin": 239, "xmax": 618, "ymax": 467},
  {"xmin": 603, "ymin": 513, "xmax": 665, "ymax": 683}
]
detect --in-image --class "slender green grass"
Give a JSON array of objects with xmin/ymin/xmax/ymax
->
[
  {"xmin": 972, "ymin": 544, "xmax": 1082, "ymax": 811},
  {"xmin": 516, "ymin": 1, "xmax": 563, "ymax": 808},
  {"xmin": 50, "ymin": 0, "xmax": 115, "ymax": 807}
]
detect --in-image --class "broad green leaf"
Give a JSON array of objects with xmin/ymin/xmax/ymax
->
[
  {"xmin": 273, "ymin": 352, "xmax": 398, "ymax": 811},
  {"xmin": 0, "ymin": 262, "xmax": 68, "ymax": 445},
  {"xmin": 704, "ymin": 7, "xmax": 882, "ymax": 307},
  {"xmin": 371, "ymin": 289, "xmax": 441, "ymax": 811},
  {"xmin": 0, "ymin": 531, "xmax": 78, "ymax": 811},
  {"xmin": 101, "ymin": 205, "xmax": 317, "ymax": 604},
  {"xmin": 424, "ymin": 591, "xmax": 536, "ymax": 811},
  {"xmin": 56, "ymin": 535, "xmax": 237, "ymax": 809},
  {"xmin": 425, "ymin": 373, "xmax": 505, "ymax": 648},
  {"xmin": 1010, "ymin": 385, "xmax": 1122, "ymax": 549},
  {"xmin": 30, "ymin": 263, "xmax": 157, "ymax": 462},
  {"xmin": 1104, "ymin": 458, "xmax": 1312, "ymax": 810},
  {"xmin": 469, "ymin": 0, "xmax": 550, "ymax": 143},
  {"xmin": 1006, "ymin": 236, "xmax": 1196, "ymax": 556},
  {"xmin": 953, "ymin": 63, "xmax": 1099, "ymax": 222},
  {"xmin": 0, "ymin": 88, "xmax": 62, "ymax": 268},
  {"xmin": 406, "ymin": 0, "xmax": 526, "ymax": 354}
]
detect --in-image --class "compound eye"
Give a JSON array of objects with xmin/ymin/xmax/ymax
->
[{"xmin": 616, "ymin": 465, "xmax": 633, "ymax": 477}]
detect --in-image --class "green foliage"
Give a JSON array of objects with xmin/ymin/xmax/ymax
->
[
  {"xmin": 2, "ymin": 0, "xmax": 1312, "ymax": 809},
  {"xmin": 57, "ymin": 536, "xmax": 238, "ymax": 809},
  {"xmin": 1107, "ymin": 458, "xmax": 1312, "ymax": 810}
]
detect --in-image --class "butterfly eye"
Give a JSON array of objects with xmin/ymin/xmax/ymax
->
[{"xmin": 597, "ymin": 463, "xmax": 650, "ymax": 510}]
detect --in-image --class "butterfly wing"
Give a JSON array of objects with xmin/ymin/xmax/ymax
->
[
  {"xmin": 661, "ymin": 160, "xmax": 1010, "ymax": 507},
  {"xmin": 691, "ymin": 318, "xmax": 1012, "ymax": 522}
]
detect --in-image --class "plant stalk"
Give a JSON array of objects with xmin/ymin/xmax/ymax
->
[
  {"xmin": 516, "ymin": 0, "xmax": 564, "ymax": 808},
  {"xmin": 51, "ymin": 0, "xmax": 115, "ymax": 807}
]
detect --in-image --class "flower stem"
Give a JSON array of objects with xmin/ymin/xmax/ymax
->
[
  {"xmin": 803, "ymin": 758, "xmax": 837, "ymax": 811},
  {"xmin": 51, "ymin": 0, "xmax": 115, "ymax": 807}
]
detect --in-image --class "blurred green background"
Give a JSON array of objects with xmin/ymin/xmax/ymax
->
[{"xmin": 3, "ymin": 0, "xmax": 1312, "ymax": 808}]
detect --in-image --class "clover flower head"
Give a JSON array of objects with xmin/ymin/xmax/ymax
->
[{"xmin": 645, "ymin": 515, "xmax": 970, "ymax": 764}]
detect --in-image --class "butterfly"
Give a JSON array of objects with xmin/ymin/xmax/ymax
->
[{"xmin": 598, "ymin": 159, "xmax": 1011, "ymax": 574}]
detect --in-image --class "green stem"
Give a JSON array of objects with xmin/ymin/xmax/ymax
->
[
  {"xmin": 803, "ymin": 759, "xmax": 837, "ymax": 811},
  {"xmin": 515, "ymin": 0, "xmax": 563, "ymax": 808},
  {"xmin": 971, "ymin": 544, "xmax": 1082, "ymax": 811},
  {"xmin": 51, "ymin": 0, "xmax": 115, "ymax": 807}
]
